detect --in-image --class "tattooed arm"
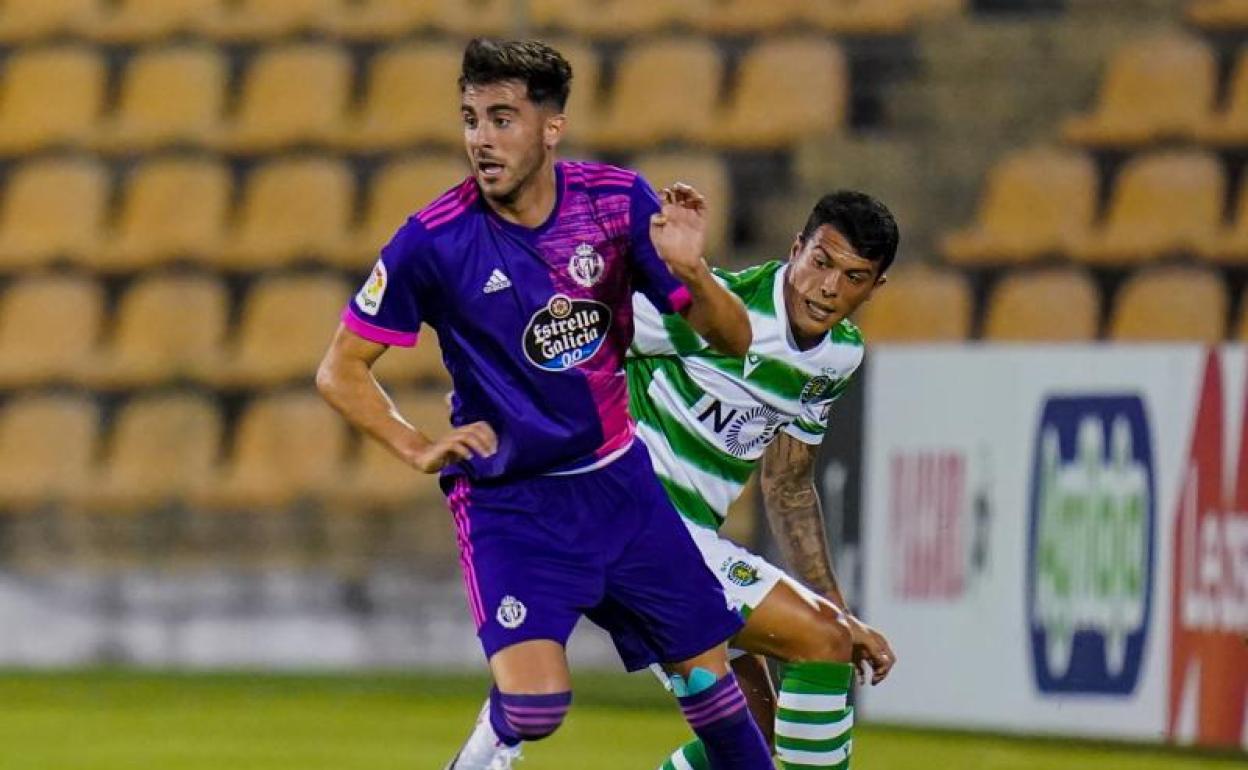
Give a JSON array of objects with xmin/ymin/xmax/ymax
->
[{"xmin": 759, "ymin": 432, "xmax": 847, "ymax": 609}]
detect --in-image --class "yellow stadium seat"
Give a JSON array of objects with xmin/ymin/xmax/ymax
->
[
  {"xmin": 1072, "ymin": 152, "xmax": 1223, "ymax": 265},
  {"xmin": 86, "ymin": 274, "xmax": 228, "ymax": 387},
  {"xmin": 547, "ymin": 39, "xmax": 600, "ymax": 145},
  {"xmin": 371, "ymin": 326, "xmax": 452, "ymax": 387},
  {"xmin": 1203, "ymin": 171, "xmax": 1248, "ymax": 263},
  {"xmin": 433, "ymin": 0, "xmax": 511, "ymax": 35},
  {"xmin": 531, "ymin": 0, "xmax": 693, "ymax": 38},
  {"xmin": 1198, "ymin": 50, "xmax": 1248, "ymax": 146},
  {"xmin": 203, "ymin": 0, "xmax": 337, "ymax": 40},
  {"xmin": 633, "ymin": 152, "xmax": 731, "ymax": 258},
  {"xmin": 218, "ymin": 274, "xmax": 348, "ymax": 387},
  {"xmin": 941, "ymin": 148, "xmax": 1097, "ymax": 265},
  {"xmin": 592, "ymin": 38, "xmax": 722, "ymax": 150},
  {"xmin": 0, "ymin": 0, "xmax": 98, "ymax": 42},
  {"xmin": 689, "ymin": 0, "xmax": 802, "ymax": 34},
  {"xmin": 803, "ymin": 0, "xmax": 921, "ymax": 35},
  {"xmin": 983, "ymin": 269, "xmax": 1100, "ymax": 342},
  {"xmin": 81, "ymin": 394, "xmax": 222, "ymax": 513},
  {"xmin": 83, "ymin": 0, "xmax": 223, "ymax": 42},
  {"xmin": 96, "ymin": 158, "xmax": 230, "ymax": 273},
  {"xmin": 0, "ymin": 395, "xmax": 97, "ymax": 510},
  {"xmin": 339, "ymin": 155, "xmax": 466, "ymax": 267},
  {"xmin": 337, "ymin": 43, "xmax": 464, "ymax": 152},
  {"xmin": 712, "ymin": 36, "xmax": 846, "ymax": 149},
  {"xmin": 1109, "ymin": 266, "xmax": 1226, "ymax": 342},
  {"xmin": 0, "ymin": 46, "xmax": 104, "ymax": 155},
  {"xmin": 93, "ymin": 46, "xmax": 224, "ymax": 153},
  {"xmin": 329, "ymin": 389, "xmax": 448, "ymax": 511},
  {"xmin": 219, "ymin": 157, "xmax": 354, "ymax": 269},
  {"xmin": 192, "ymin": 391, "xmax": 346, "ymax": 511},
  {"xmin": 1063, "ymin": 34, "xmax": 1214, "ymax": 147},
  {"xmin": 853, "ymin": 265, "xmax": 971, "ymax": 342},
  {"xmin": 1188, "ymin": 0, "xmax": 1248, "ymax": 29},
  {"xmin": 216, "ymin": 44, "xmax": 350, "ymax": 153},
  {"xmin": 0, "ymin": 274, "xmax": 102, "ymax": 387},
  {"xmin": 0, "ymin": 158, "xmax": 108, "ymax": 270},
  {"xmin": 329, "ymin": 0, "xmax": 439, "ymax": 40}
]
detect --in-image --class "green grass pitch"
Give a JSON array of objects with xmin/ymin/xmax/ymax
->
[{"xmin": 0, "ymin": 671, "xmax": 1241, "ymax": 770}]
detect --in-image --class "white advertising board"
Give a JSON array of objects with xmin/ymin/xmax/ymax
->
[{"xmin": 859, "ymin": 345, "xmax": 1247, "ymax": 750}]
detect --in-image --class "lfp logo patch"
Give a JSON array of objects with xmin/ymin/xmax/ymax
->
[{"xmin": 1026, "ymin": 395, "xmax": 1155, "ymax": 695}]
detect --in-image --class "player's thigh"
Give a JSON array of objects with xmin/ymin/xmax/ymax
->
[
  {"xmin": 490, "ymin": 639, "xmax": 573, "ymax": 694},
  {"xmin": 734, "ymin": 577, "xmax": 852, "ymax": 663}
]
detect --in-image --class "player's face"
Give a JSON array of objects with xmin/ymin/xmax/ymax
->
[
  {"xmin": 461, "ymin": 80, "xmax": 563, "ymax": 205},
  {"xmin": 784, "ymin": 224, "xmax": 884, "ymax": 344}
]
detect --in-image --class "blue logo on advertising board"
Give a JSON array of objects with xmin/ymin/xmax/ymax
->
[{"xmin": 1027, "ymin": 395, "xmax": 1155, "ymax": 695}]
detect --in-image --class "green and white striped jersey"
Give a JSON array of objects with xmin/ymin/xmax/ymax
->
[{"xmin": 626, "ymin": 260, "xmax": 864, "ymax": 530}]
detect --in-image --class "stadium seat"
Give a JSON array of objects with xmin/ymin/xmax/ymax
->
[
  {"xmin": 83, "ymin": 0, "xmax": 223, "ymax": 42},
  {"xmin": 0, "ymin": 274, "xmax": 103, "ymax": 387},
  {"xmin": 215, "ymin": 44, "xmax": 350, "ymax": 153},
  {"xmin": 804, "ymin": 0, "xmax": 958, "ymax": 35},
  {"xmin": 1203, "ymin": 170, "xmax": 1248, "ymax": 263},
  {"xmin": 96, "ymin": 158, "xmax": 230, "ymax": 272},
  {"xmin": 203, "ymin": 0, "xmax": 337, "ymax": 40},
  {"xmin": 432, "ymin": 0, "xmax": 511, "ymax": 35},
  {"xmin": 192, "ymin": 391, "xmax": 347, "ymax": 511},
  {"xmin": 1071, "ymin": 152, "xmax": 1222, "ymax": 265},
  {"xmin": 688, "ymin": 0, "xmax": 802, "ymax": 34},
  {"xmin": 633, "ymin": 152, "xmax": 731, "ymax": 257},
  {"xmin": 1198, "ymin": 49, "xmax": 1248, "ymax": 147},
  {"xmin": 852, "ymin": 265, "xmax": 971, "ymax": 342},
  {"xmin": 941, "ymin": 147, "xmax": 1097, "ymax": 265},
  {"xmin": 0, "ymin": 0, "xmax": 98, "ymax": 42},
  {"xmin": 1188, "ymin": 0, "xmax": 1248, "ymax": 29},
  {"xmin": 982, "ymin": 269, "xmax": 1101, "ymax": 342},
  {"xmin": 0, "ymin": 395, "xmax": 97, "ymax": 510},
  {"xmin": 531, "ymin": 0, "xmax": 692, "ymax": 38},
  {"xmin": 86, "ymin": 274, "xmax": 228, "ymax": 387},
  {"xmin": 82, "ymin": 394, "xmax": 222, "ymax": 513},
  {"xmin": 219, "ymin": 157, "xmax": 354, "ymax": 269},
  {"xmin": 336, "ymin": 43, "xmax": 464, "ymax": 152},
  {"xmin": 549, "ymin": 39, "xmax": 601, "ymax": 145},
  {"xmin": 592, "ymin": 38, "xmax": 722, "ymax": 150},
  {"xmin": 371, "ymin": 326, "xmax": 452, "ymax": 387},
  {"xmin": 328, "ymin": 0, "xmax": 440, "ymax": 40},
  {"xmin": 0, "ymin": 158, "xmax": 108, "ymax": 270},
  {"xmin": 1109, "ymin": 266, "xmax": 1226, "ymax": 342},
  {"xmin": 711, "ymin": 36, "xmax": 846, "ymax": 149},
  {"xmin": 93, "ymin": 46, "xmax": 225, "ymax": 153},
  {"xmin": 329, "ymin": 389, "xmax": 447, "ymax": 511},
  {"xmin": 217, "ymin": 274, "xmax": 348, "ymax": 387},
  {"xmin": 339, "ymin": 155, "xmax": 466, "ymax": 267},
  {"xmin": 0, "ymin": 46, "xmax": 105, "ymax": 155},
  {"xmin": 1062, "ymin": 34, "xmax": 1214, "ymax": 147}
]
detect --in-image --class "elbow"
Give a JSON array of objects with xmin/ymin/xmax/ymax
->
[{"xmin": 315, "ymin": 358, "xmax": 341, "ymax": 407}]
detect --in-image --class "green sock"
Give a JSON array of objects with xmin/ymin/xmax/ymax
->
[
  {"xmin": 657, "ymin": 738, "xmax": 711, "ymax": 770},
  {"xmin": 775, "ymin": 661, "xmax": 854, "ymax": 769}
]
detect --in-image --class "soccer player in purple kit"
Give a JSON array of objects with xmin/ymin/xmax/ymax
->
[{"xmin": 316, "ymin": 38, "xmax": 774, "ymax": 770}]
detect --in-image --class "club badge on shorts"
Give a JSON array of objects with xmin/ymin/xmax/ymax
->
[
  {"xmin": 568, "ymin": 243, "xmax": 605, "ymax": 288},
  {"xmin": 497, "ymin": 595, "xmax": 527, "ymax": 629}
]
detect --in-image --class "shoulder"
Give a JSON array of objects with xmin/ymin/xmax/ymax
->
[
  {"xmin": 413, "ymin": 176, "xmax": 479, "ymax": 233},
  {"xmin": 830, "ymin": 318, "xmax": 865, "ymax": 350},
  {"xmin": 562, "ymin": 161, "xmax": 641, "ymax": 195},
  {"xmin": 712, "ymin": 260, "xmax": 784, "ymax": 306}
]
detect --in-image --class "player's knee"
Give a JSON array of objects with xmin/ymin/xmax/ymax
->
[
  {"xmin": 789, "ymin": 609, "xmax": 853, "ymax": 663},
  {"xmin": 495, "ymin": 690, "xmax": 572, "ymax": 741}
]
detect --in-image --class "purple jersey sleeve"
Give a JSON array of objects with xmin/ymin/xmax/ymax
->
[
  {"xmin": 341, "ymin": 217, "xmax": 430, "ymax": 347},
  {"xmin": 628, "ymin": 175, "xmax": 692, "ymax": 315}
]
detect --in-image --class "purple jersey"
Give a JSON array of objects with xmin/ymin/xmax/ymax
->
[{"xmin": 342, "ymin": 161, "xmax": 691, "ymax": 482}]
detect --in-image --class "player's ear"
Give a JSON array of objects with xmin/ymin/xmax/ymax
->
[
  {"xmin": 788, "ymin": 233, "xmax": 803, "ymax": 262},
  {"xmin": 544, "ymin": 113, "xmax": 567, "ymax": 150}
]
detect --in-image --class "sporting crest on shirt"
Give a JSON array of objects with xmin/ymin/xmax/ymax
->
[
  {"xmin": 355, "ymin": 259, "xmax": 387, "ymax": 316},
  {"xmin": 724, "ymin": 559, "xmax": 761, "ymax": 587},
  {"xmin": 568, "ymin": 242, "xmax": 605, "ymax": 288},
  {"xmin": 800, "ymin": 375, "xmax": 836, "ymax": 405}
]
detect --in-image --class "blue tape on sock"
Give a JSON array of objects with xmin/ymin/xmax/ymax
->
[{"xmin": 686, "ymin": 668, "xmax": 718, "ymax": 695}]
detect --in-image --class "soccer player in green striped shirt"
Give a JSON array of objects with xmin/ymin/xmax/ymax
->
[{"xmin": 630, "ymin": 191, "xmax": 898, "ymax": 770}]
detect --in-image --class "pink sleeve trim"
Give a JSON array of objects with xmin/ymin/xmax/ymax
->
[
  {"xmin": 667, "ymin": 285, "xmax": 693, "ymax": 315},
  {"xmin": 341, "ymin": 306, "xmax": 419, "ymax": 347}
]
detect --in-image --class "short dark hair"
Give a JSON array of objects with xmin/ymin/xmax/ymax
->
[
  {"xmin": 459, "ymin": 38, "xmax": 573, "ymax": 111},
  {"xmin": 800, "ymin": 191, "xmax": 900, "ymax": 275}
]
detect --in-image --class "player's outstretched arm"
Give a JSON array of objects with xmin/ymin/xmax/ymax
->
[
  {"xmin": 316, "ymin": 325, "xmax": 497, "ymax": 474},
  {"xmin": 649, "ymin": 183, "xmax": 751, "ymax": 357},
  {"xmin": 760, "ymin": 433, "xmax": 896, "ymax": 684}
]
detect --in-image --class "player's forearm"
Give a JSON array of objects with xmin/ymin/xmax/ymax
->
[
  {"xmin": 760, "ymin": 445, "xmax": 847, "ymax": 609},
  {"xmin": 678, "ymin": 264, "xmax": 751, "ymax": 357},
  {"xmin": 316, "ymin": 356, "xmax": 430, "ymax": 464}
]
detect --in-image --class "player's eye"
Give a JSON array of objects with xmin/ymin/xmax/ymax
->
[
  {"xmin": 848, "ymin": 274, "xmax": 865, "ymax": 285},
  {"xmin": 494, "ymin": 117, "xmax": 511, "ymax": 128},
  {"xmin": 462, "ymin": 114, "xmax": 477, "ymax": 128}
]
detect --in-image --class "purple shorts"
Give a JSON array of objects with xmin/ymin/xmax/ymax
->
[{"xmin": 444, "ymin": 441, "xmax": 743, "ymax": 671}]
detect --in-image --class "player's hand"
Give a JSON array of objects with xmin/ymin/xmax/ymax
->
[
  {"xmin": 409, "ymin": 421, "xmax": 498, "ymax": 474},
  {"xmin": 846, "ymin": 615, "xmax": 895, "ymax": 686},
  {"xmin": 649, "ymin": 183, "xmax": 709, "ymax": 284}
]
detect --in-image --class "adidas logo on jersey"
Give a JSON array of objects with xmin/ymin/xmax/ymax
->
[{"xmin": 483, "ymin": 269, "xmax": 512, "ymax": 294}]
